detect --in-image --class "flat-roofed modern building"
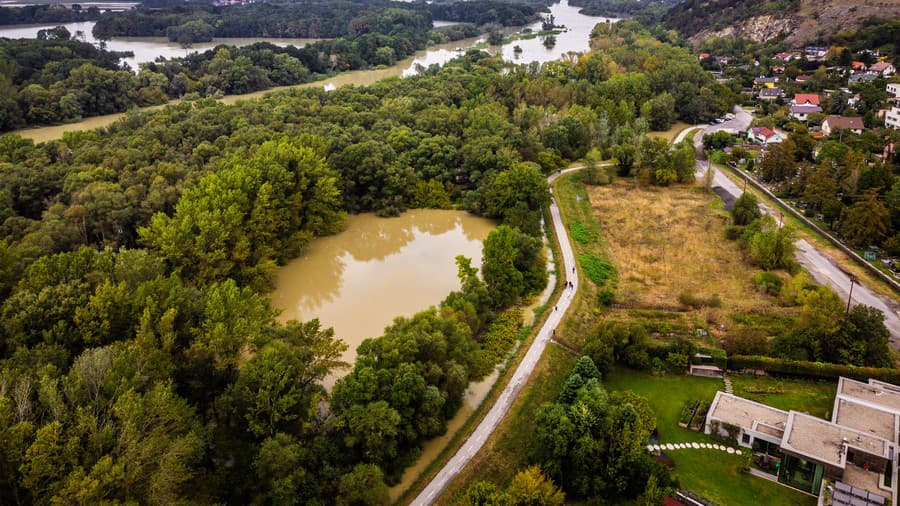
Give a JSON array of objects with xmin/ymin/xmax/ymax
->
[{"xmin": 705, "ymin": 377, "xmax": 899, "ymax": 504}]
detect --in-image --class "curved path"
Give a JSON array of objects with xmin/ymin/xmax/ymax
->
[{"xmin": 412, "ymin": 168, "xmax": 581, "ymax": 505}]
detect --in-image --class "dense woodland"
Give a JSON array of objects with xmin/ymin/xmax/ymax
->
[
  {"xmin": 0, "ymin": 0, "xmax": 538, "ymax": 131},
  {"xmin": 0, "ymin": 20, "xmax": 732, "ymax": 503},
  {"xmin": 0, "ymin": 5, "xmax": 102, "ymax": 26},
  {"xmin": 91, "ymin": 0, "xmax": 537, "ymax": 41}
]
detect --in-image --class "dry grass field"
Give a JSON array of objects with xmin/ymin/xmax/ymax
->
[{"xmin": 586, "ymin": 179, "xmax": 798, "ymax": 332}]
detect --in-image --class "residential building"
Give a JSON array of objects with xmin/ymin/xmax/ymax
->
[
  {"xmin": 754, "ymin": 76, "xmax": 778, "ymax": 88},
  {"xmin": 699, "ymin": 52, "xmax": 710, "ymax": 60},
  {"xmin": 803, "ymin": 46, "xmax": 828, "ymax": 59},
  {"xmin": 851, "ymin": 61, "xmax": 867, "ymax": 71},
  {"xmin": 795, "ymin": 75, "xmax": 813, "ymax": 84},
  {"xmin": 850, "ymin": 73, "xmax": 877, "ymax": 85},
  {"xmin": 759, "ymin": 87, "xmax": 782, "ymax": 100},
  {"xmin": 887, "ymin": 83, "xmax": 900, "ymax": 99},
  {"xmin": 822, "ymin": 115, "xmax": 865, "ymax": 136},
  {"xmin": 704, "ymin": 377, "xmax": 899, "ymax": 504},
  {"xmin": 792, "ymin": 93, "xmax": 821, "ymax": 106},
  {"xmin": 868, "ymin": 62, "xmax": 896, "ymax": 77},
  {"xmin": 886, "ymin": 107, "xmax": 900, "ymax": 130},
  {"xmin": 791, "ymin": 104, "xmax": 823, "ymax": 121},
  {"xmin": 748, "ymin": 127, "xmax": 784, "ymax": 145}
]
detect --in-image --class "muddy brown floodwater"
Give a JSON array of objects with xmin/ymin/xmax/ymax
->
[{"xmin": 270, "ymin": 209, "xmax": 494, "ymax": 388}]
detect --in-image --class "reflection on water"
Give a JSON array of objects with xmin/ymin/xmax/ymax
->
[
  {"xmin": 389, "ymin": 365, "xmax": 502, "ymax": 501},
  {"xmin": 270, "ymin": 210, "xmax": 494, "ymax": 388},
  {"xmin": 498, "ymin": 0, "xmax": 615, "ymax": 63}
]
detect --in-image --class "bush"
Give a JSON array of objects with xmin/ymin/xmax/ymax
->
[
  {"xmin": 727, "ymin": 355, "xmax": 900, "ymax": 384},
  {"xmin": 725, "ymin": 225, "xmax": 744, "ymax": 240},
  {"xmin": 597, "ymin": 288, "xmax": 615, "ymax": 306},
  {"xmin": 569, "ymin": 221, "xmax": 591, "ymax": 244},
  {"xmin": 479, "ymin": 308, "xmax": 523, "ymax": 365},
  {"xmin": 723, "ymin": 328, "xmax": 768, "ymax": 356},
  {"xmin": 753, "ymin": 272, "xmax": 783, "ymax": 295},
  {"xmin": 580, "ymin": 254, "xmax": 614, "ymax": 285},
  {"xmin": 666, "ymin": 352, "xmax": 689, "ymax": 372},
  {"xmin": 678, "ymin": 292, "xmax": 723, "ymax": 309}
]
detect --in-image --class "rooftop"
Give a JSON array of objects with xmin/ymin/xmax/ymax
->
[
  {"xmin": 707, "ymin": 392, "xmax": 788, "ymax": 433},
  {"xmin": 782, "ymin": 412, "xmax": 891, "ymax": 467},
  {"xmin": 825, "ymin": 116, "xmax": 865, "ymax": 130},
  {"xmin": 834, "ymin": 397, "xmax": 896, "ymax": 441},
  {"xmin": 839, "ymin": 378, "xmax": 900, "ymax": 413}
]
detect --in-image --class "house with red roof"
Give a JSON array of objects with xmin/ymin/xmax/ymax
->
[
  {"xmin": 851, "ymin": 61, "xmax": 867, "ymax": 71},
  {"xmin": 792, "ymin": 93, "xmax": 820, "ymax": 106},
  {"xmin": 868, "ymin": 61, "xmax": 896, "ymax": 77},
  {"xmin": 748, "ymin": 127, "xmax": 784, "ymax": 145}
]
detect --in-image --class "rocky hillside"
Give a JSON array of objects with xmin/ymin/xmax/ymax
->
[{"xmin": 664, "ymin": 0, "xmax": 900, "ymax": 46}]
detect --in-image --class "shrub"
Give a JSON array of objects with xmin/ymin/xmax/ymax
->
[
  {"xmin": 580, "ymin": 254, "xmax": 614, "ymax": 285},
  {"xmin": 727, "ymin": 355, "xmax": 900, "ymax": 384},
  {"xmin": 479, "ymin": 308, "xmax": 523, "ymax": 365},
  {"xmin": 678, "ymin": 292, "xmax": 722, "ymax": 309},
  {"xmin": 725, "ymin": 225, "xmax": 744, "ymax": 240},
  {"xmin": 666, "ymin": 352, "xmax": 689, "ymax": 372},
  {"xmin": 597, "ymin": 288, "xmax": 615, "ymax": 306},
  {"xmin": 569, "ymin": 221, "xmax": 591, "ymax": 244},
  {"xmin": 753, "ymin": 272, "xmax": 783, "ymax": 295}
]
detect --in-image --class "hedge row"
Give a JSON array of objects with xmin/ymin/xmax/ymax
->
[{"xmin": 728, "ymin": 355, "xmax": 900, "ymax": 384}]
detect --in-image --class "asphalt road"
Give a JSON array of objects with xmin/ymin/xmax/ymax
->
[
  {"xmin": 692, "ymin": 107, "xmax": 900, "ymax": 344},
  {"xmin": 411, "ymin": 168, "xmax": 581, "ymax": 505}
]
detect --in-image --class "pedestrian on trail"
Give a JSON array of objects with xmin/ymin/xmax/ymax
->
[
  {"xmin": 572, "ymin": 267, "xmax": 575, "ymax": 273},
  {"xmin": 554, "ymin": 305, "xmax": 558, "ymax": 311}
]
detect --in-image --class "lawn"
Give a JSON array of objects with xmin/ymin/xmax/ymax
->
[
  {"xmin": 646, "ymin": 121, "xmax": 693, "ymax": 143},
  {"xmin": 604, "ymin": 368, "xmax": 818, "ymax": 506}
]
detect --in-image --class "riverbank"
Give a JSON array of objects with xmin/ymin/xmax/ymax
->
[
  {"xmin": 10, "ymin": 33, "xmax": 486, "ymax": 144},
  {"xmin": 9, "ymin": 0, "xmax": 612, "ymax": 143}
]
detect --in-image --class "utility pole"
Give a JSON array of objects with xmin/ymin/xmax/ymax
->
[{"xmin": 846, "ymin": 275, "xmax": 856, "ymax": 314}]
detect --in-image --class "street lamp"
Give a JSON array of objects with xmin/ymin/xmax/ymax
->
[{"xmin": 846, "ymin": 275, "xmax": 856, "ymax": 314}]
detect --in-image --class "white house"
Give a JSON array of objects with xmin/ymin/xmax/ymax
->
[
  {"xmin": 886, "ymin": 107, "xmax": 900, "ymax": 130},
  {"xmin": 868, "ymin": 61, "xmax": 895, "ymax": 77},
  {"xmin": 822, "ymin": 115, "xmax": 865, "ymax": 136},
  {"xmin": 888, "ymin": 83, "xmax": 900, "ymax": 99},
  {"xmin": 790, "ymin": 104, "xmax": 823, "ymax": 121},
  {"xmin": 748, "ymin": 127, "xmax": 784, "ymax": 145}
]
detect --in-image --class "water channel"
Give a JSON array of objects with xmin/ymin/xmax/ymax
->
[{"xmin": 5, "ymin": 0, "xmax": 613, "ymax": 143}]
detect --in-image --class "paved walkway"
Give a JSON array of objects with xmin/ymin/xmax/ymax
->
[
  {"xmin": 647, "ymin": 442, "xmax": 742, "ymax": 455},
  {"xmin": 412, "ymin": 168, "xmax": 582, "ymax": 505}
]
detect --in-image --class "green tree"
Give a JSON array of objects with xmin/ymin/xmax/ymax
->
[
  {"xmin": 840, "ymin": 191, "xmax": 890, "ymax": 247},
  {"xmin": 640, "ymin": 92, "xmax": 676, "ymax": 131},
  {"xmin": 730, "ymin": 192, "xmax": 761, "ymax": 226},
  {"xmin": 481, "ymin": 225, "xmax": 547, "ymax": 308},
  {"xmin": 337, "ymin": 464, "xmax": 390, "ymax": 506},
  {"xmin": 506, "ymin": 465, "xmax": 566, "ymax": 506}
]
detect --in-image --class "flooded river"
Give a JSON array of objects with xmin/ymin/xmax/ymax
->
[
  {"xmin": 270, "ymin": 210, "xmax": 494, "ymax": 388},
  {"xmin": 0, "ymin": 21, "xmax": 320, "ymax": 69},
  {"xmin": 7, "ymin": 0, "xmax": 613, "ymax": 143}
]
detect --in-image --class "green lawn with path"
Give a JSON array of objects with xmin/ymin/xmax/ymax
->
[{"xmin": 604, "ymin": 368, "xmax": 818, "ymax": 506}]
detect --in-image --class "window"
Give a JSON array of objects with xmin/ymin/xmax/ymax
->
[{"xmin": 742, "ymin": 434, "xmax": 751, "ymax": 445}]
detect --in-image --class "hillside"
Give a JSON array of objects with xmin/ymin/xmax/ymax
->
[{"xmin": 664, "ymin": 0, "xmax": 900, "ymax": 46}]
